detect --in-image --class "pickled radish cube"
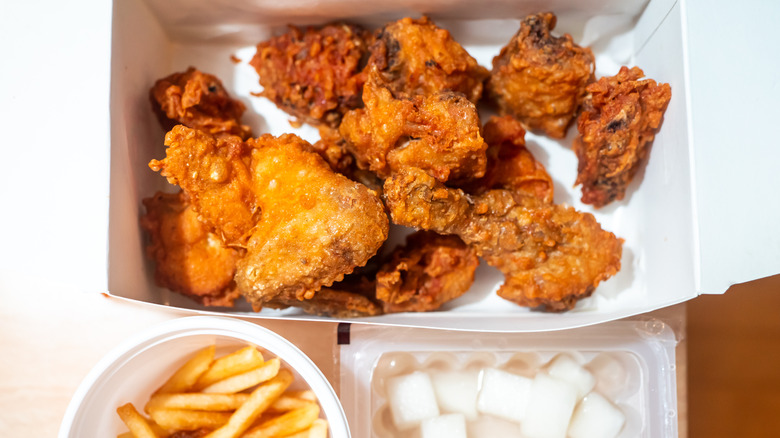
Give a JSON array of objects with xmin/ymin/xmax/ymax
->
[
  {"xmin": 546, "ymin": 354, "xmax": 595, "ymax": 400},
  {"xmin": 387, "ymin": 371, "xmax": 440, "ymax": 430},
  {"xmin": 476, "ymin": 368, "xmax": 532, "ymax": 423},
  {"xmin": 430, "ymin": 371, "xmax": 480, "ymax": 420},
  {"xmin": 568, "ymin": 392, "xmax": 625, "ymax": 438},
  {"xmin": 521, "ymin": 374, "xmax": 578, "ymax": 438},
  {"xmin": 420, "ymin": 414, "xmax": 467, "ymax": 438},
  {"xmin": 467, "ymin": 415, "xmax": 524, "ymax": 438}
]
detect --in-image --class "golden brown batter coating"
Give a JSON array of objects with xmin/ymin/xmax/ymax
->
[
  {"xmin": 574, "ymin": 66, "xmax": 672, "ymax": 207},
  {"xmin": 149, "ymin": 125, "xmax": 389, "ymax": 309},
  {"xmin": 384, "ymin": 168, "xmax": 623, "ymax": 311},
  {"xmin": 250, "ymin": 23, "xmax": 372, "ymax": 127},
  {"xmin": 150, "ymin": 67, "xmax": 252, "ymax": 139},
  {"xmin": 461, "ymin": 115, "xmax": 554, "ymax": 203},
  {"xmin": 339, "ymin": 71, "xmax": 487, "ymax": 183},
  {"xmin": 140, "ymin": 191, "xmax": 243, "ymax": 307},
  {"xmin": 376, "ymin": 231, "xmax": 479, "ymax": 313},
  {"xmin": 487, "ymin": 12, "xmax": 595, "ymax": 138},
  {"xmin": 366, "ymin": 16, "xmax": 489, "ymax": 102}
]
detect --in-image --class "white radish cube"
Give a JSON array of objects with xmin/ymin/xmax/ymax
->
[
  {"xmin": 546, "ymin": 354, "xmax": 595, "ymax": 400},
  {"xmin": 430, "ymin": 370, "xmax": 480, "ymax": 420},
  {"xmin": 420, "ymin": 414, "xmax": 468, "ymax": 438},
  {"xmin": 387, "ymin": 371, "xmax": 440, "ymax": 430},
  {"xmin": 568, "ymin": 392, "xmax": 626, "ymax": 438},
  {"xmin": 467, "ymin": 415, "xmax": 524, "ymax": 438},
  {"xmin": 521, "ymin": 374, "xmax": 578, "ymax": 438},
  {"xmin": 476, "ymin": 368, "xmax": 532, "ymax": 423}
]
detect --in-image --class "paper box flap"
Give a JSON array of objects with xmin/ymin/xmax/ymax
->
[{"xmin": 685, "ymin": 1, "xmax": 780, "ymax": 294}]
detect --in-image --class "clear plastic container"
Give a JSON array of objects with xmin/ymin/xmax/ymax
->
[{"xmin": 340, "ymin": 319, "xmax": 678, "ymax": 437}]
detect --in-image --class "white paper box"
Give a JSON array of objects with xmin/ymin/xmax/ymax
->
[{"xmin": 6, "ymin": 0, "xmax": 776, "ymax": 331}]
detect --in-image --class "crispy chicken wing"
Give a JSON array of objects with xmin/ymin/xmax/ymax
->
[
  {"xmin": 150, "ymin": 67, "xmax": 252, "ymax": 139},
  {"xmin": 366, "ymin": 16, "xmax": 489, "ymax": 102},
  {"xmin": 149, "ymin": 125, "xmax": 389, "ymax": 308},
  {"xmin": 461, "ymin": 115, "xmax": 554, "ymax": 203},
  {"xmin": 376, "ymin": 231, "xmax": 479, "ymax": 313},
  {"xmin": 384, "ymin": 168, "xmax": 622, "ymax": 311},
  {"xmin": 140, "ymin": 191, "xmax": 243, "ymax": 307},
  {"xmin": 339, "ymin": 71, "xmax": 487, "ymax": 182},
  {"xmin": 487, "ymin": 12, "xmax": 595, "ymax": 138},
  {"xmin": 574, "ymin": 66, "xmax": 672, "ymax": 207},
  {"xmin": 250, "ymin": 23, "xmax": 371, "ymax": 127}
]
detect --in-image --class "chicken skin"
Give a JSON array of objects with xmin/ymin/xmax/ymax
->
[
  {"xmin": 140, "ymin": 191, "xmax": 243, "ymax": 307},
  {"xmin": 461, "ymin": 115, "xmax": 554, "ymax": 203},
  {"xmin": 384, "ymin": 168, "xmax": 622, "ymax": 311},
  {"xmin": 487, "ymin": 12, "xmax": 595, "ymax": 138},
  {"xmin": 339, "ymin": 70, "xmax": 487, "ymax": 183},
  {"xmin": 574, "ymin": 66, "xmax": 672, "ymax": 207},
  {"xmin": 150, "ymin": 67, "xmax": 252, "ymax": 139},
  {"xmin": 376, "ymin": 231, "xmax": 479, "ymax": 313},
  {"xmin": 149, "ymin": 125, "xmax": 389, "ymax": 308},
  {"xmin": 250, "ymin": 23, "xmax": 372, "ymax": 127},
  {"xmin": 366, "ymin": 16, "xmax": 489, "ymax": 102}
]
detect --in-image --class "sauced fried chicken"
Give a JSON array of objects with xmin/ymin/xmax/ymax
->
[
  {"xmin": 487, "ymin": 12, "xmax": 595, "ymax": 138},
  {"xmin": 461, "ymin": 115, "xmax": 554, "ymax": 203},
  {"xmin": 574, "ymin": 66, "xmax": 672, "ymax": 207},
  {"xmin": 140, "ymin": 191, "xmax": 243, "ymax": 307},
  {"xmin": 149, "ymin": 125, "xmax": 389, "ymax": 309},
  {"xmin": 250, "ymin": 23, "xmax": 372, "ymax": 127},
  {"xmin": 384, "ymin": 168, "xmax": 622, "ymax": 311},
  {"xmin": 376, "ymin": 231, "xmax": 479, "ymax": 313},
  {"xmin": 366, "ymin": 16, "xmax": 489, "ymax": 102},
  {"xmin": 150, "ymin": 67, "xmax": 252, "ymax": 139},
  {"xmin": 339, "ymin": 70, "xmax": 487, "ymax": 183}
]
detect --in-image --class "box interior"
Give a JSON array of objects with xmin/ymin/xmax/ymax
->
[{"xmin": 109, "ymin": 0, "xmax": 698, "ymax": 331}]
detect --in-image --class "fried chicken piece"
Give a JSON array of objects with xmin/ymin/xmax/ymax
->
[
  {"xmin": 150, "ymin": 67, "xmax": 252, "ymax": 139},
  {"xmin": 367, "ymin": 16, "xmax": 489, "ymax": 102},
  {"xmin": 384, "ymin": 168, "xmax": 622, "ymax": 311},
  {"xmin": 250, "ymin": 23, "xmax": 372, "ymax": 127},
  {"xmin": 140, "ymin": 191, "xmax": 243, "ymax": 307},
  {"xmin": 310, "ymin": 125, "xmax": 384, "ymax": 194},
  {"xmin": 262, "ymin": 276, "xmax": 383, "ymax": 318},
  {"xmin": 574, "ymin": 66, "xmax": 672, "ymax": 207},
  {"xmin": 149, "ymin": 131, "xmax": 260, "ymax": 246},
  {"xmin": 376, "ymin": 231, "xmax": 479, "ymax": 313},
  {"xmin": 339, "ymin": 71, "xmax": 487, "ymax": 182},
  {"xmin": 487, "ymin": 12, "xmax": 595, "ymax": 138},
  {"xmin": 461, "ymin": 115, "xmax": 554, "ymax": 203},
  {"xmin": 150, "ymin": 125, "xmax": 389, "ymax": 308}
]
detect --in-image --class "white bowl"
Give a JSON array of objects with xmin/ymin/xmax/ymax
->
[{"xmin": 59, "ymin": 316, "xmax": 350, "ymax": 437}]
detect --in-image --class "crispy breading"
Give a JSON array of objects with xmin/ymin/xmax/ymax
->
[
  {"xmin": 384, "ymin": 168, "xmax": 623, "ymax": 311},
  {"xmin": 250, "ymin": 23, "xmax": 371, "ymax": 127},
  {"xmin": 487, "ymin": 12, "xmax": 595, "ymax": 138},
  {"xmin": 461, "ymin": 115, "xmax": 554, "ymax": 203},
  {"xmin": 149, "ymin": 130, "xmax": 260, "ymax": 246},
  {"xmin": 339, "ymin": 70, "xmax": 487, "ymax": 182},
  {"xmin": 574, "ymin": 66, "xmax": 672, "ymax": 207},
  {"xmin": 150, "ymin": 125, "xmax": 389, "ymax": 308},
  {"xmin": 140, "ymin": 191, "xmax": 243, "ymax": 307},
  {"xmin": 376, "ymin": 231, "xmax": 479, "ymax": 313},
  {"xmin": 150, "ymin": 67, "xmax": 251, "ymax": 139},
  {"xmin": 366, "ymin": 16, "xmax": 489, "ymax": 102}
]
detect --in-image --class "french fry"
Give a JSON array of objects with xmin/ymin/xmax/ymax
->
[
  {"xmin": 266, "ymin": 395, "xmax": 317, "ymax": 414},
  {"xmin": 283, "ymin": 419, "xmax": 329, "ymax": 438},
  {"xmin": 201, "ymin": 358, "xmax": 280, "ymax": 394},
  {"xmin": 284, "ymin": 390, "xmax": 317, "ymax": 402},
  {"xmin": 242, "ymin": 403, "xmax": 320, "ymax": 438},
  {"xmin": 145, "ymin": 393, "xmax": 250, "ymax": 413},
  {"xmin": 195, "ymin": 346, "xmax": 264, "ymax": 390},
  {"xmin": 116, "ymin": 403, "xmax": 159, "ymax": 438},
  {"xmin": 204, "ymin": 369, "xmax": 293, "ymax": 438},
  {"xmin": 149, "ymin": 408, "xmax": 230, "ymax": 430},
  {"xmin": 155, "ymin": 345, "xmax": 215, "ymax": 394}
]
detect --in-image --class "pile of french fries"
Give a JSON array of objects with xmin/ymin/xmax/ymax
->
[{"xmin": 116, "ymin": 345, "xmax": 328, "ymax": 438}]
